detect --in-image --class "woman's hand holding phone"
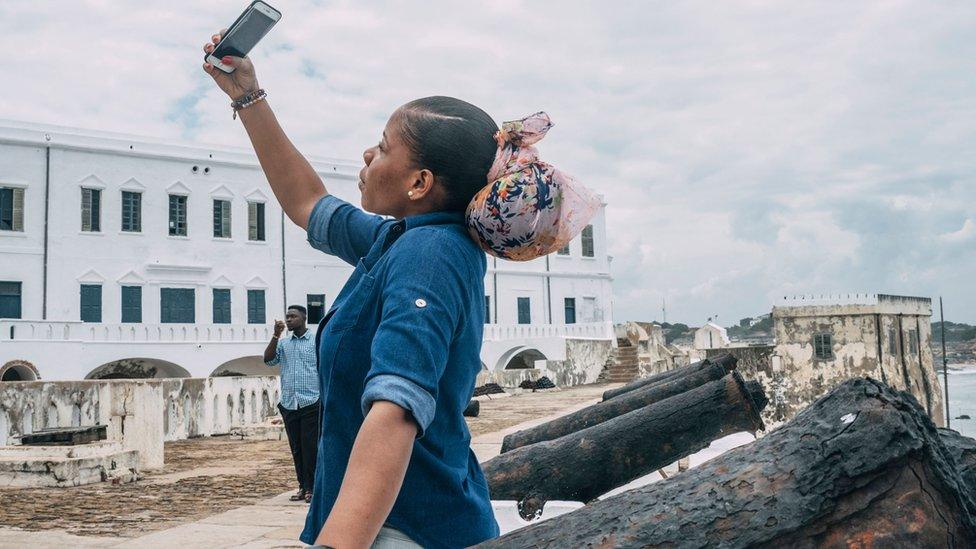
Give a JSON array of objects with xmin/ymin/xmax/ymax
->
[{"xmin": 203, "ymin": 31, "xmax": 260, "ymax": 99}]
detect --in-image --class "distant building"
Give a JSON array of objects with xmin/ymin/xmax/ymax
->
[
  {"xmin": 694, "ymin": 322, "xmax": 730, "ymax": 350},
  {"xmin": 0, "ymin": 120, "xmax": 614, "ymax": 383},
  {"xmin": 707, "ymin": 294, "xmax": 945, "ymax": 429}
]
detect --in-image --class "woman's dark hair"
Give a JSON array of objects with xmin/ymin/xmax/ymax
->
[{"xmin": 395, "ymin": 96, "xmax": 498, "ymax": 212}]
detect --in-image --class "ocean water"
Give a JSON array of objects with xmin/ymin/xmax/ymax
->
[{"xmin": 943, "ymin": 364, "xmax": 976, "ymax": 439}]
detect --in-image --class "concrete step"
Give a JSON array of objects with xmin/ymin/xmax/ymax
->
[{"xmin": 601, "ymin": 372, "xmax": 635, "ymax": 383}]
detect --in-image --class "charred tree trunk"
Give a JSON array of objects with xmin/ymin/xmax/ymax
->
[
  {"xmin": 463, "ymin": 400, "xmax": 480, "ymax": 417},
  {"xmin": 601, "ymin": 353, "xmax": 737, "ymax": 401},
  {"xmin": 484, "ymin": 372, "xmax": 766, "ymax": 519},
  {"xmin": 940, "ymin": 428, "xmax": 976, "ymax": 493},
  {"xmin": 481, "ymin": 379, "xmax": 976, "ymax": 548},
  {"xmin": 502, "ymin": 361, "xmax": 732, "ymax": 453}
]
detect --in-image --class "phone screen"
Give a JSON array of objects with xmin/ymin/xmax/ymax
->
[{"xmin": 213, "ymin": 8, "xmax": 276, "ymax": 59}]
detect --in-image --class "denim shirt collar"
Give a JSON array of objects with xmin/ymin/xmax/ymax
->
[
  {"xmin": 403, "ymin": 210, "xmax": 465, "ymax": 230},
  {"xmin": 367, "ymin": 211, "xmax": 465, "ymax": 269}
]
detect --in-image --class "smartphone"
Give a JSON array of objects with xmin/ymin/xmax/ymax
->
[{"xmin": 205, "ymin": 1, "xmax": 282, "ymax": 74}]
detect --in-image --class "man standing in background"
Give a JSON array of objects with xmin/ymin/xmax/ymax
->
[{"xmin": 264, "ymin": 305, "xmax": 320, "ymax": 504}]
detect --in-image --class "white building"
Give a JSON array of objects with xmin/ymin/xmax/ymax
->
[
  {"xmin": 694, "ymin": 321, "xmax": 730, "ymax": 351},
  {"xmin": 0, "ymin": 120, "xmax": 614, "ymax": 383}
]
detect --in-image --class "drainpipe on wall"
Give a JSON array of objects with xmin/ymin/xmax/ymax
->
[
  {"xmin": 545, "ymin": 255, "xmax": 552, "ymax": 324},
  {"xmin": 42, "ymin": 142, "xmax": 51, "ymax": 319},
  {"xmin": 280, "ymin": 210, "xmax": 286, "ymax": 313},
  {"xmin": 492, "ymin": 256, "xmax": 498, "ymax": 324},
  {"xmin": 940, "ymin": 297, "xmax": 950, "ymax": 428}
]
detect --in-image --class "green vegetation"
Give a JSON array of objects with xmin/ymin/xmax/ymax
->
[
  {"xmin": 727, "ymin": 315, "xmax": 773, "ymax": 339},
  {"xmin": 659, "ymin": 322, "xmax": 692, "ymax": 345},
  {"xmin": 932, "ymin": 321, "xmax": 976, "ymax": 342}
]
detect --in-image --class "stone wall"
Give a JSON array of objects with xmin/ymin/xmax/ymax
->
[
  {"xmin": 773, "ymin": 308, "xmax": 943, "ymax": 427},
  {"xmin": 476, "ymin": 368, "xmax": 541, "ymax": 388},
  {"xmin": 708, "ymin": 313, "xmax": 945, "ymax": 431},
  {"xmin": 541, "ymin": 339, "xmax": 615, "ymax": 387},
  {"xmin": 0, "ymin": 376, "xmax": 281, "ymax": 470}
]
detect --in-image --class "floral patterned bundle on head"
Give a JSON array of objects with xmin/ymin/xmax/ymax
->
[{"xmin": 465, "ymin": 112, "xmax": 601, "ymax": 262}]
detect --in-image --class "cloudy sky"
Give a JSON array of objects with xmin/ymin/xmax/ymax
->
[{"xmin": 3, "ymin": 1, "xmax": 974, "ymax": 324}]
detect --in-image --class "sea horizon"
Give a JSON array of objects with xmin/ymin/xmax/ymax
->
[{"xmin": 943, "ymin": 363, "xmax": 976, "ymax": 439}]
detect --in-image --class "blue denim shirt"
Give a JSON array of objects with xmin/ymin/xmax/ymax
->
[{"xmin": 299, "ymin": 195, "xmax": 499, "ymax": 548}]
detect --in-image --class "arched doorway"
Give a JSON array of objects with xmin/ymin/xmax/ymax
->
[
  {"xmin": 210, "ymin": 356, "xmax": 279, "ymax": 377},
  {"xmin": 504, "ymin": 348, "xmax": 548, "ymax": 370},
  {"xmin": 0, "ymin": 360, "xmax": 40, "ymax": 382},
  {"xmin": 85, "ymin": 358, "xmax": 191, "ymax": 380}
]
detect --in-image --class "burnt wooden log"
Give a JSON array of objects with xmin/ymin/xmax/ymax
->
[
  {"xmin": 502, "ymin": 360, "xmax": 731, "ymax": 453},
  {"xmin": 484, "ymin": 372, "xmax": 766, "ymax": 519},
  {"xmin": 940, "ymin": 428, "xmax": 976, "ymax": 493},
  {"xmin": 463, "ymin": 399, "xmax": 480, "ymax": 417},
  {"xmin": 481, "ymin": 378, "xmax": 976, "ymax": 548},
  {"xmin": 601, "ymin": 353, "xmax": 737, "ymax": 401}
]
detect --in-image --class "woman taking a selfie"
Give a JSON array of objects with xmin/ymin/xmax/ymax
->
[{"xmin": 203, "ymin": 29, "xmax": 596, "ymax": 549}]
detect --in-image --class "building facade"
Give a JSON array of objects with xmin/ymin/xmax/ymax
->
[
  {"xmin": 706, "ymin": 294, "xmax": 945, "ymax": 428},
  {"xmin": 0, "ymin": 120, "xmax": 614, "ymax": 382}
]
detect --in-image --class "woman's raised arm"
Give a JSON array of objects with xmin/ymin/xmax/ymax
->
[{"xmin": 203, "ymin": 32, "xmax": 326, "ymax": 229}]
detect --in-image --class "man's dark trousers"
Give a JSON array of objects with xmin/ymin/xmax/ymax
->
[{"xmin": 278, "ymin": 401, "xmax": 320, "ymax": 493}]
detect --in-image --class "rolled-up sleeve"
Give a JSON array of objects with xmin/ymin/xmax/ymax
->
[
  {"xmin": 361, "ymin": 232, "xmax": 465, "ymax": 438},
  {"xmin": 265, "ymin": 342, "xmax": 282, "ymax": 366},
  {"xmin": 306, "ymin": 194, "xmax": 392, "ymax": 266}
]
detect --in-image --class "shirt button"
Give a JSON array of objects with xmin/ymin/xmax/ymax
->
[{"xmin": 415, "ymin": 299, "xmax": 427, "ymax": 308}]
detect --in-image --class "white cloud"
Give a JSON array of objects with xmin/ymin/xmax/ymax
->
[
  {"xmin": 942, "ymin": 219, "xmax": 975, "ymax": 244},
  {"xmin": 2, "ymin": 0, "xmax": 975, "ymax": 323}
]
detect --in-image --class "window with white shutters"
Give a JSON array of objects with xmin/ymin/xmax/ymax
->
[
  {"xmin": 248, "ymin": 202, "xmax": 266, "ymax": 241},
  {"xmin": 581, "ymin": 225, "xmax": 594, "ymax": 257},
  {"xmin": 169, "ymin": 195, "xmax": 188, "ymax": 236},
  {"xmin": 81, "ymin": 188, "xmax": 101, "ymax": 232},
  {"xmin": 121, "ymin": 191, "xmax": 141, "ymax": 232},
  {"xmin": 213, "ymin": 199, "xmax": 232, "ymax": 238},
  {"xmin": 0, "ymin": 187, "xmax": 24, "ymax": 232}
]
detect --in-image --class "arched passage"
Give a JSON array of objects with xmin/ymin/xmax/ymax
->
[
  {"xmin": 211, "ymin": 356, "xmax": 279, "ymax": 377},
  {"xmin": 496, "ymin": 347, "xmax": 548, "ymax": 370},
  {"xmin": 1, "ymin": 360, "xmax": 40, "ymax": 382},
  {"xmin": 86, "ymin": 358, "xmax": 191, "ymax": 380}
]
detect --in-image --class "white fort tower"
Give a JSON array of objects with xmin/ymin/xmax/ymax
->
[{"xmin": 0, "ymin": 120, "xmax": 614, "ymax": 383}]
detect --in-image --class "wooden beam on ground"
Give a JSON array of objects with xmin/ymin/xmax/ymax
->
[
  {"xmin": 502, "ymin": 360, "xmax": 732, "ymax": 453},
  {"xmin": 484, "ymin": 372, "xmax": 766, "ymax": 520}
]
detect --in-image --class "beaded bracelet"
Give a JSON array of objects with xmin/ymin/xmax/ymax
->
[{"xmin": 231, "ymin": 89, "xmax": 267, "ymax": 119}]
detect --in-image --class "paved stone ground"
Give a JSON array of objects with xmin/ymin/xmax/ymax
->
[
  {"xmin": 0, "ymin": 437, "xmax": 298, "ymax": 541},
  {"xmin": 0, "ymin": 383, "xmax": 619, "ymax": 547}
]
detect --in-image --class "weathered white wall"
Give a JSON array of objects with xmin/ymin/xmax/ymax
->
[
  {"xmin": 711, "ymin": 296, "xmax": 946, "ymax": 430},
  {"xmin": 541, "ymin": 339, "xmax": 615, "ymax": 387},
  {"xmin": 0, "ymin": 376, "xmax": 281, "ymax": 470}
]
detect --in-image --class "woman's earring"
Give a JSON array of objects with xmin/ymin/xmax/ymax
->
[{"xmin": 408, "ymin": 191, "xmax": 415, "ymax": 198}]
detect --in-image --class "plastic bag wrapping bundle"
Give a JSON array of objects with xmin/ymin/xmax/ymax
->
[{"xmin": 465, "ymin": 112, "xmax": 601, "ymax": 262}]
